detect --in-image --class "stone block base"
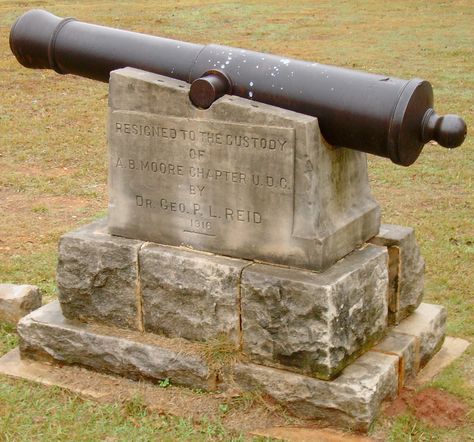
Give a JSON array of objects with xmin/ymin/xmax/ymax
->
[
  {"xmin": 369, "ymin": 224, "xmax": 425, "ymax": 325},
  {"xmin": 57, "ymin": 219, "xmax": 389, "ymax": 380},
  {"xmin": 17, "ymin": 300, "xmax": 446, "ymax": 431}
]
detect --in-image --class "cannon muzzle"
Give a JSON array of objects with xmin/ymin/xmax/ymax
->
[{"xmin": 10, "ymin": 9, "xmax": 467, "ymax": 166}]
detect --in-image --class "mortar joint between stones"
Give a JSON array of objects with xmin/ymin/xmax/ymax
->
[
  {"xmin": 135, "ymin": 242, "xmax": 149, "ymax": 332},
  {"xmin": 370, "ymin": 349, "xmax": 404, "ymax": 392},
  {"xmin": 237, "ymin": 262, "xmax": 254, "ymax": 351}
]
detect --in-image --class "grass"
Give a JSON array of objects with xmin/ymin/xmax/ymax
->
[
  {"xmin": 200, "ymin": 334, "xmax": 242, "ymax": 375},
  {"xmin": 0, "ymin": 0, "xmax": 472, "ymax": 440},
  {"xmin": 0, "ymin": 373, "xmax": 249, "ymax": 441}
]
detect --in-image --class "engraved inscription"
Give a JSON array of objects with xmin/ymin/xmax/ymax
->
[
  {"xmin": 114, "ymin": 122, "xmax": 288, "ymax": 151},
  {"xmin": 108, "ymin": 111, "xmax": 295, "ymax": 257},
  {"xmin": 114, "ymin": 157, "xmax": 290, "ymax": 190}
]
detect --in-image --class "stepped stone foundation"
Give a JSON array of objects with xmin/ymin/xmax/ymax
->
[{"xmin": 18, "ymin": 298, "xmax": 445, "ymax": 431}]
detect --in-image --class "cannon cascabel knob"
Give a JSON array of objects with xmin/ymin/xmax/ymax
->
[{"xmin": 422, "ymin": 110, "xmax": 467, "ymax": 148}]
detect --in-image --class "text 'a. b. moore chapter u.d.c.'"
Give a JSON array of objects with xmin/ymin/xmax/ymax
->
[{"xmin": 107, "ymin": 68, "xmax": 380, "ymax": 271}]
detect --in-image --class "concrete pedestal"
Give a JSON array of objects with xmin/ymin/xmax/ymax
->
[{"xmin": 107, "ymin": 68, "xmax": 380, "ymax": 271}]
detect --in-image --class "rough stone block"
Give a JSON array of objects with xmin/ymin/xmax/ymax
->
[
  {"xmin": 18, "ymin": 301, "xmax": 212, "ymax": 390},
  {"xmin": 372, "ymin": 332, "xmax": 418, "ymax": 389},
  {"xmin": 394, "ymin": 303, "xmax": 446, "ymax": 368},
  {"xmin": 57, "ymin": 219, "xmax": 144, "ymax": 330},
  {"xmin": 241, "ymin": 244, "xmax": 389, "ymax": 380},
  {"xmin": 0, "ymin": 284, "xmax": 41, "ymax": 324},
  {"xmin": 369, "ymin": 224, "xmax": 425, "ymax": 324},
  {"xmin": 234, "ymin": 351, "xmax": 399, "ymax": 432},
  {"xmin": 370, "ymin": 302, "xmax": 446, "ymax": 388},
  {"xmin": 140, "ymin": 243, "xmax": 249, "ymax": 342},
  {"xmin": 108, "ymin": 68, "xmax": 380, "ymax": 271}
]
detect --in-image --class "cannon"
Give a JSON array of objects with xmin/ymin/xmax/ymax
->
[{"xmin": 10, "ymin": 9, "xmax": 466, "ymax": 166}]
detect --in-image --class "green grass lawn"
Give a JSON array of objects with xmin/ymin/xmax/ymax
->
[{"xmin": 1, "ymin": 0, "xmax": 473, "ymax": 440}]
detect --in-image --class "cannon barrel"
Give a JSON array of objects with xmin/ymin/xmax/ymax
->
[{"xmin": 10, "ymin": 9, "xmax": 467, "ymax": 166}]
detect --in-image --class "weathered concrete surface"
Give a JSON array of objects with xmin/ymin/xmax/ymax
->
[
  {"xmin": 140, "ymin": 243, "xmax": 249, "ymax": 342},
  {"xmin": 108, "ymin": 68, "xmax": 380, "ymax": 271},
  {"xmin": 57, "ymin": 219, "xmax": 144, "ymax": 330},
  {"xmin": 394, "ymin": 303, "xmax": 447, "ymax": 368},
  {"xmin": 234, "ymin": 351, "xmax": 399, "ymax": 432},
  {"xmin": 241, "ymin": 244, "xmax": 389, "ymax": 379},
  {"xmin": 18, "ymin": 301, "xmax": 212, "ymax": 390},
  {"xmin": 0, "ymin": 348, "xmax": 111, "ymax": 400},
  {"xmin": 16, "ymin": 301, "xmax": 399, "ymax": 432},
  {"xmin": 0, "ymin": 284, "xmax": 41, "ymax": 324},
  {"xmin": 369, "ymin": 224, "xmax": 425, "ymax": 324}
]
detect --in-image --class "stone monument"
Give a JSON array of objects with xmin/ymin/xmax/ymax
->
[{"xmin": 16, "ymin": 68, "xmax": 447, "ymax": 431}]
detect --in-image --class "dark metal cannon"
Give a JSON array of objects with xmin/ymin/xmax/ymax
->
[{"xmin": 10, "ymin": 9, "xmax": 467, "ymax": 166}]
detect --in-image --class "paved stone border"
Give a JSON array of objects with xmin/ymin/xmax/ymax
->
[{"xmin": 372, "ymin": 302, "xmax": 446, "ymax": 390}]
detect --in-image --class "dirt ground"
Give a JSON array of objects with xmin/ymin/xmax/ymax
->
[{"xmin": 384, "ymin": 387, "xmax": 469, "ymax": 428}]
